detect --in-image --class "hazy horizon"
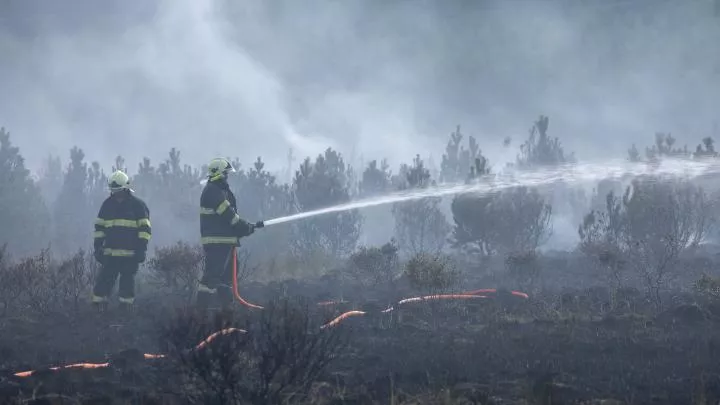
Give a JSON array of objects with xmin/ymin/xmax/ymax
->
[{"xmin": 2, "ymin": 0, "xmax": 718, "ymax": 176}]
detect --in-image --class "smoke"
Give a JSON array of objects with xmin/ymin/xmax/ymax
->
[
  {"xmin": 1, "ymin": 0, "xmax": 719, "ymax": 251},
  {"xmin": 2, "ymin": 0, "xmax": 718, "ymax": 174},
  {"xmin": 1, "ymin": 0, "xmax": 338, "ymax": 172}
]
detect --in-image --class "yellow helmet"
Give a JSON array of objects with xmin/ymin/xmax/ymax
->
[
  {"xmin": 108, "ymin": 170, "xmax": 134, "ymax": 193},
  {"xmin": 207, "ymin": 158, "xmax": 236, "ymax": 181}
]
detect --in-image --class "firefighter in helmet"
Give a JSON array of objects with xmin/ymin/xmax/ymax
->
[
  {"xmin": 197, "ymin": 158, "xmax": 263, "ymax": 309},
  {"xmin": 92, "ymin": 170, "xmax": 152, "ymax": 311}
]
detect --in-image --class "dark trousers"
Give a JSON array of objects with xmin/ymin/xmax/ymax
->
[
  {"xmin": 93, "ymin": 257, "xmax": 139, "ymax": 301},
  {"xmin": 198, "ymin": 244, "xmax": 235, "ymax": 306}
]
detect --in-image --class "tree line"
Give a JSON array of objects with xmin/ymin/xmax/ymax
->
[{"xmin": 1, "ymin": 116, "xmax": 718, "ymax": 301}]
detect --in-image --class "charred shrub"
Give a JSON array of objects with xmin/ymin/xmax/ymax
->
[
  {"xmin": 0, "ymin": 248, "xmax": 92, "ymax": 317},
  {"xmin": 404, "ymin": 253, "xmax": 459, "ymax": 295},
  {"xmin": 162, "ymin": 298, "xmax": 346, "ymax": 404},
  {"xmin": 402, "ymin": 253, "xmax": 462, "ymax": 327},
  {"xmin": 347, "ymin": 241, "xmax": 400, "ymax": 302},
  {"xmin": 17, "ymin": 248, "xmax": 52, "ymax": 314},
  {"xmin": 579, "ymin": 179, "xmax": 711, "ymax": 308},
  {"xmin": 695, "ymin": 274, "xmax": 720, "ymax": 301},
  {"xmin": 0, "ymin": 245, "xmax": 30, "ymax": 317},
  {"xmin": 505, "ymin": 250, "xmax": 540, "ymax": 291},
  {"xmin": 234, "ymin": 248, "xmax": 259, "ymax": 285},
  {"xmin": 578, "ymin": 208, "xmax": 628, "ymax": 292},
  {"xmin": 692, "ymin": 274, "xmax": 720, "ymax": 319},
  {"xmin": 52, "ymin": 249, "xmax": 92, "ymax": 313},
  {"xmin": 149, "ymin": 242, "xmax": 204, "ymax": 303}
]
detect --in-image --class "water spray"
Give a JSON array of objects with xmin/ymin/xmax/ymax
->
[{"xmin": 261, "ymin": 158, "xmax": 720, "ymax": 227}]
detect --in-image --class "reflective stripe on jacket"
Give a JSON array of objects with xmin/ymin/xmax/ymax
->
[
  {"xmin": 200, "ymin": 180, "xmax": 252, "ymax": 245},
  {"xmin": 94, "ymin": 192, "xmax": 151, "ymax": 256}
]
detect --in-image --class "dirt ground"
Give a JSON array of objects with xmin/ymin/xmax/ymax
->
[{"xmin": 2, "ymin": 280, "xmax": 720, "ymax": 405}]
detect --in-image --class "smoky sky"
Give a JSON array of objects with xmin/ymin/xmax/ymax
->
[{"xmin": 1, "ymin": 0, "xmax": 718, "ymax": 176}]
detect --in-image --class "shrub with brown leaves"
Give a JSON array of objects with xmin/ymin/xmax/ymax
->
[{"xmin": 149, "ymin": 242, "xmax": 204, "ymax": 303}]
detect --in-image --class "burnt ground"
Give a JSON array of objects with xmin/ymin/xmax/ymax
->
[{"xmin": 2, "ymin": 279, "xmax": 720, "ymax": 404}]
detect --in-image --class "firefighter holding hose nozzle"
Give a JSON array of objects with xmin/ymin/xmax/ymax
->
[
  {"xmin": 197, "ymin": 158, "xmax": 264, "ymax": 309},
  {"xmin": 92, "ymin": 171, "xmax": 152, "ymax": 312}
]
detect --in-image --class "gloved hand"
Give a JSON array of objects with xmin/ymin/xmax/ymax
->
[
  {"xmin": 255, "ymin": 220, "xmax": 264, "ymax": 229},
  {"xmin": 238, "ymin": 221, "xmax": 257, "ymax": 238},
  {"xmin": 93, "ymin": 249, "xmax": 105, "ymax": 264},
  {"xmin": 136, "ymin": 250, "xmax": 147, "ymax": 264}
]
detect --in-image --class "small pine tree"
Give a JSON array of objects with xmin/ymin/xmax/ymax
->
[
  {"xmin": 359, "ymin": 159, "xmax": 392, "ymax": 197},
  {"xmin": 54, "ymin": 146, "xmax": 93, "ymax": 255},
  {"xmin": 440, "ymin": 126, "xmax": 480, "ymax": 183},
  {"xmin": 516, "ymin": 115, "xmax": 574, "ymax": 169},
  {"xmin": 291, "ymin": 148, "xmax": 362, "ymax": 263},
  {"xmin": 392, "ymin": 155, "xmax": 450, "ymax": 256}
]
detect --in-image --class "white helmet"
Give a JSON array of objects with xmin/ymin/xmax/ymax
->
[
  {"xmin": 108, "ymin": 170, "xmax": 134, "ymax": 193},
  {"xmin": 207, "ymin": 158, "xmax": 236, "ymax": 181}
]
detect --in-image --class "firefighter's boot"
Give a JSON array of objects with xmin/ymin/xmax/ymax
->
[
  {"xmin": 217, "ymin": 284, "xmax": 234, "ymax": 311},
  {"xmin": 196, "ymin": 290, "xmax": 214, "ymax": 310},
  {"xmin": 118, "ymin": 302, "xmax": 134, "ymax": 314},
  {"xmin": 93, "ymin": 301, "xmax": 108, "ymax": 312},
  {"xmin": 92, "ymin": 295, "xmax": 109, "ymax": 312}
]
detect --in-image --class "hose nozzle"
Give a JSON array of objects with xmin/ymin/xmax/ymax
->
[{"xmin": 255, "ymin": 220, "xmax": 265, "ymax": 229}]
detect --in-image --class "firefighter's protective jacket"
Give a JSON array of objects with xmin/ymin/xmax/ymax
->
[
  {"xmin": 93, "ymin": 193, "xmax": 152, "ymax": 257},
  {"xmin": 200, "ymin": 179, "xmax": 253, "ymax": 245}
]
